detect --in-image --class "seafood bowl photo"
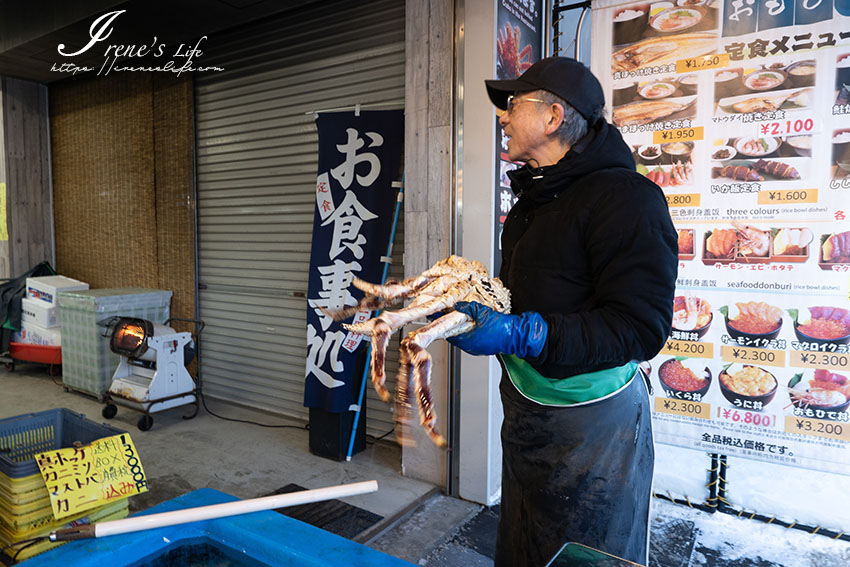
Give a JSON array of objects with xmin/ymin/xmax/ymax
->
[
  {"xmin": 742, "ymin": 69, "xmax": 786, "ymax": 92},
  {"xmin": 671, "ymin": 295, "xmax": 713, "ymax": 338},
  {"xmin": 792, "ymin": 306, "xmax": 850, "ymax": 348},
  {"xmin": 719, "ymin": 364, "xmax": 779, "ymax": 411},
  {"xmin": 658, "ymin": 358, "xmax": 712, "ymax": 401},
  {"xmin": 649, "ymin": 6, "xmax": 705, "ymax": 33},
  {"xmin": 733, "ymin": 136, "xmax": 779, "ymax": 157},
  {"xmin": 721, "ymin": 302, "xmax": 783, "ymax": 343},
  {"xmin": 788, "ymin": 370, "xmax": 850, "ymax": 417}
]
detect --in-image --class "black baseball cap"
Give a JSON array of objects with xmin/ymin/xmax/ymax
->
[{"xmin": 485, "ymin": 56, "xmax": 604, "ymax": 122}]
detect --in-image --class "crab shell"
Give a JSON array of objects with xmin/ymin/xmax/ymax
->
[{"xmin": 334, "ymin": 255, "xmax": 510, "ymax": 447}]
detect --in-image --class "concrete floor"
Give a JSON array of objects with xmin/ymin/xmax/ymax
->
[
  {"xmin": 0, "ymin": 364, "xmax": 479, "ymax": 564},
  {"xmin": 5, "ymin": 365, "xmax": 850, "ymax": 567}
]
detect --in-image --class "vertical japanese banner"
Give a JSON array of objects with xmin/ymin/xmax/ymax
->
[
  {"xmin": 591, "ymin": 0, "xmax": 850, "ymax": 475},
  {"xmin": 304, "ymin": 110, "xmax": 403, "ymax": 413},
  {"xmin": 494, "ymin": 0, "xmax": 544, "ymax": 275}
]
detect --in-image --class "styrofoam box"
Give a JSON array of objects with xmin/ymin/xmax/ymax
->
[
  {"xmin": 16, "ymin": 322, "xmax": 62, "ymax": 346},
  {"xmin": 26, "ymin": 276, "xmax": 89, "ymax": 305},
  {"xmin": 21, "ymin": 297, "xmax": 59, "ymax": 328}
]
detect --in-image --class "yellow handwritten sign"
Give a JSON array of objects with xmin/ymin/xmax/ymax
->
[{"xmin": 36, "ymin": 434, "xmax": 148, "ymax": 519}]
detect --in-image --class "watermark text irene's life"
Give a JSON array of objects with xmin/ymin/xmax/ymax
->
[{"xmin": 51, "ymin": 10, "xmax": 224, "ymax": 76}]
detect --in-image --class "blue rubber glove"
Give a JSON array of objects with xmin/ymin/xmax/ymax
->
[{"xmin": 449, "ymin": 301, "xmax": 548, "ymax": 358}]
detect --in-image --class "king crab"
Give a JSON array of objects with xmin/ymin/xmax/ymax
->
[{"xmin": 324, "ymin": 255, "xmax": 511, "ymax": 447}]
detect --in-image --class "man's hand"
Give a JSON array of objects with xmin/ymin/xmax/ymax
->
[{"xmin": 449, "ymin": 301, "xmax": 548, "ymax": 358}]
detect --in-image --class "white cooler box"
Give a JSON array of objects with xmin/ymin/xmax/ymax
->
[
  {"xmin": 21, "ymin": 297, "xmax": 60, "ymax": 328},
  {"xmin": 27, "ymin": 275, "xmax": 89, "ymax": 304}
]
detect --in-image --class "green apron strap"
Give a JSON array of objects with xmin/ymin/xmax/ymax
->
[{"xmin": 501, "ymin": 354, "xmax": 637, "ymax": 407}]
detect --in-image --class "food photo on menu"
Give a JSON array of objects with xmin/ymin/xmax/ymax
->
[
  {"xmin": 718, "ymin": 363, "xmax": 779, "ymax": 411},
  {"xmin": 771, "ymin": 227, "xmax": 813, "ymax": 261},
  {"xmin": 713, "ymin": 59, "xmax": 815, "ymax": 115},
  {"xmin": 818, "ymin": 230, "xmax": 850, "ymax": 268},
  {"xmin": 788, "ymin": 369, "xmax": 850, "ymax": 418},
  {"xmin": 610, "ymin": 0, "xmax": 718, "ymax": 73},
  {"xmin": 720, "ymin": 301, "xmax": 784, "ymax": 342},
  {"xmin": 657, "ymin": 357, "xmax": 712, "ymax": 402},
  {"xmin": 710, "ymin": 136, "xmax": 809, "ymax": 182},
  {"xmin": 678, "ymin": 228, "xmax": 695, "ymax": 259},
  {"xmin": 835, "ymin": 52, "xmax": 850, "ymax": 105},
  {"xmin": 671, "ymin": 294, "xmax": 713, "ymax": 339},
  {"xmin": 790, "ymin": 306, "xmax": 850, "ymax": 346},
  {"xmin": 702, "ymin": 221, "xmax": 771, "ymax": 263},
  {"xmin": 831, "ymin": 128, "xmax": 850, "ymax": 179},
  {"xmin": 612, "ymin": 74, "xmax": 698, "ymax": 127},
  {"xmin": 633, "ymin": 141, "xmax": 695, "ymax": 188}
]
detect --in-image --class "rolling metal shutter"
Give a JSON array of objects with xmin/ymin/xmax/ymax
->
[{"xmin": 194, "ymin": 0, "xmax": 405, "ymax": 438}]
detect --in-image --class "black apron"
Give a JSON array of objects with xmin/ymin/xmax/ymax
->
[{"xmin": 495, "ymin": 370, "xmax": 654, "ymax": 567}]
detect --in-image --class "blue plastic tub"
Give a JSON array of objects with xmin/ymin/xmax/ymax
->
[
  {"xmin": 23, "ymin": 488, "xmax": 415, "ymax": 567},
  {"xmin": 0, "ymin": 408, "xmax": 124, "ymax": 478}
]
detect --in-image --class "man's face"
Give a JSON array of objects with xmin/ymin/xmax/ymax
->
[{"xmin": 498, "ymin": 92, "xmax": 550, "ymax": 163}]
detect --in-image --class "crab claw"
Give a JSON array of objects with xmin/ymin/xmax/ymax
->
[
  {"xmin": 342, "ymin": 318, "xmax": 378, "ymax": 336},
  {"xmin": 402, "ymin": 334, "xmax": 446, "ymax": 448},
  {"xmin": 393, "ymin": 348, "xmax": 417, "ymax": 447}
]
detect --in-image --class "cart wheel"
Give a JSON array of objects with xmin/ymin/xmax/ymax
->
[
  {"xmin": 4, "ymin": 362, "xmax": 14, "ymax": 372},
  {"xmin": 102, "ymin": 404, "xmax": 118, "ymax": 419},
  {"xmin": 138, "ymin": 415, "xmax": 154, "ymax": 431}
]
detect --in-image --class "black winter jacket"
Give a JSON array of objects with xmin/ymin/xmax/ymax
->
[{"xmin": 500, "ymin": 119, "xmax": 678, "ymax": 379}]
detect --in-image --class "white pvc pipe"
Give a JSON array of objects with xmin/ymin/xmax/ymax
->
[{"xmin": 88, "ymin": 480, "xmax": 377, "ymax": 538}]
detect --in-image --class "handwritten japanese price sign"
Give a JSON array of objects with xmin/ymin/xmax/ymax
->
[{"xmin": 35, "ymin": 434, "xmax": 148, "ymax": 519}]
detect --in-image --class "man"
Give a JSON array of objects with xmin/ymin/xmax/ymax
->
[{"xmin": 450, "ymin": 57, "xmax": 678, "ymax": 565}]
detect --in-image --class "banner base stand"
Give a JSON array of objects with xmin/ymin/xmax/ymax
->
[{"xmin": 309, "ymin": 405, "xmax": 366, "ymax": 461}]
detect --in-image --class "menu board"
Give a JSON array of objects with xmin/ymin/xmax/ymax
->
[{"xmin": 592, "ymin": 0, "xmax": 850, "ymax": 475}]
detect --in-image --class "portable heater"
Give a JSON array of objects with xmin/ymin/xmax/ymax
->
[{"xmin": 101, "ymin": 317, "xmax": 203, "ymax": 431}]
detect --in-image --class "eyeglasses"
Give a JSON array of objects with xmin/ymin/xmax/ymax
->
[{"xmin": 505, "ymin": 95, "xmax": 547, "ymax": 114}]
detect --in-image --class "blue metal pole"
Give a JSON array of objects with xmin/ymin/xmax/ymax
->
[{"xmin": 346, "ymin": 178, "xmax": 404, "ymax": 461}]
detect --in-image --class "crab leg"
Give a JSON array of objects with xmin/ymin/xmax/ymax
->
[
  {"xmin": 319, "ymin": 294, "xmax": 391, "ymax": 322},
  {"xmin": 352, "ymin": 275, "xmax": 434, "ymax": 300},
  {"xmin": 393, "ymin": 347, "xmax": 416, "ymax": 447},
  {"xmin": 369, "ymin": 320, "xmax": 393, "ymax": 402},
  {"xmin": 400, "ymin": 311, "xmax": 474, "ymax": 448}
]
